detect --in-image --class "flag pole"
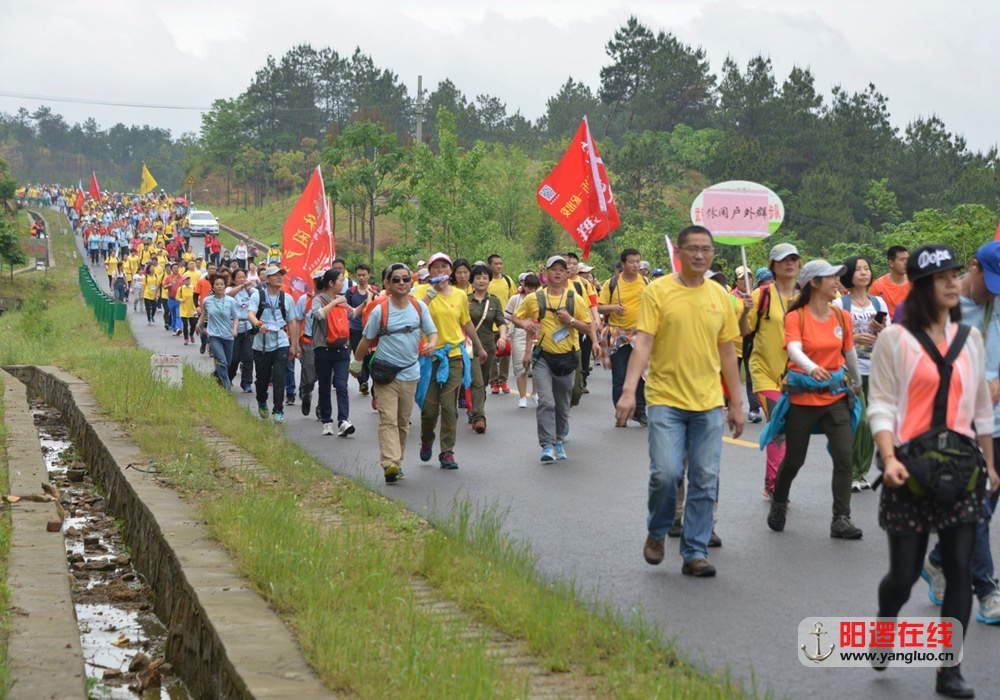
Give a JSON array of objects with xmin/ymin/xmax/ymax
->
[
  {"xmin": 583, "ymin": 115, "xmax": 612, "ymax": 259},
  {"xmin": 740, "ymin": 245, "xmax": 751, "ymax": 293}
]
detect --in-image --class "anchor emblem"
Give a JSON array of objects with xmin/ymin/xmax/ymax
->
[{"xmin": 801, "ymin": 622, "xmax": 836, "ymax": 663}]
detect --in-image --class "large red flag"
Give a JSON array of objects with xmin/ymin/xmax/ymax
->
[
  {"xmin": 88, "ymin": 172, "xmax": 101, "ymax": 202},
  {"xmin": 282, "ymin": 166, "xmax": 334, "ymax": 299},
  {"xmin": 536, "ymin": 116, "xmax": 620, "ymax": 259}
]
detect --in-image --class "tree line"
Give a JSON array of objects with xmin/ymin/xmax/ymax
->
[{"xmin": 1, "ymin": 16, "xmax": 998, "ymax": 272}]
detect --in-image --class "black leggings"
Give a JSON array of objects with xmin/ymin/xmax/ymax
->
[
  {"xmin": 144, "ymin": 298, "xmax": 158, "ymax": 323},
  {"xmin": 878, "ymin": 523, "xmax": 976, "ymax": 637},
  {"xmin": 182, "ymin": 317, "xmax": 197, "ymax": 341}
]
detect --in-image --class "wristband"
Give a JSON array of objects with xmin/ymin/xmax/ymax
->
[{"xmin": 350, "ymin": 359, "xmax": 363, "ymax": 373}]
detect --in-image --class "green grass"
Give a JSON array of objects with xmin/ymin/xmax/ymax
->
[{"xmin": 0, "ymin": 211, "xmax": 746, "ymax": 699}]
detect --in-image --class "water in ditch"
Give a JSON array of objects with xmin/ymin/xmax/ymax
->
[{"xmin": 31, "ymin": 402, "xmax": 191, "ymax": 700}]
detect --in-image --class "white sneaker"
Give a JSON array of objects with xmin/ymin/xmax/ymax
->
[
  {"xmin": 977, "ymin": 589, "xmax": 1000, "ymax": 624},
  {"xmin": 338, "ymin": 420, "xmax": 356, "ymax": 437},
  {"xmin": 921, "ymin": 555, "xmax": 945, "ymax": 606},
  {"xmin": 322, "ymin": 422, "xmax": 335, "ymax": 436},
  {"xmin": 518, "ymin": 396, "xmax": 528, "ymax": 409},
  {"xmin": 531, "ymin": 394, "xmax": 539, "ymax": 406},
  {"xmin": 851, "ymin": 480, "xmax": 863, "ymax": 493}
]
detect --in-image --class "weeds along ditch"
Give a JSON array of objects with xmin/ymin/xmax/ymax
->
[{"xmin": 30, "ymin": 399, "xmax": 191, "ymax": 700}]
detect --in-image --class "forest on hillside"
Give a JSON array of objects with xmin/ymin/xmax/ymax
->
[{"xmin": 2, "ymin": 16, "xmax": 998, "ymax": 272}]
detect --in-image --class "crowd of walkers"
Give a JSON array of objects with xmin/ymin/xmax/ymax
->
[{"xmin": 42, "ymin": 180, "xmax": 998, "ymax": 697}]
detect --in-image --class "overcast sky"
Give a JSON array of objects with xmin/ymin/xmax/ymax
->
[{"xmin": 2, "ymin": 1, "xmax": 997, "ymax": 152}]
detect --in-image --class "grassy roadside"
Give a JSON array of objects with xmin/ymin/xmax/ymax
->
[{"xmin": 0, "ymin": 215, "xmax": 745, "ymax": 698}]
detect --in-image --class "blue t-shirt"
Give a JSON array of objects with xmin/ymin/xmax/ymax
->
[
  {"xmin": 960, "ymin": 295, "xmax": 1000, "ymax": 437},
  {"xmin": 249, "ymin": 290, "xmax": 299, "ymax": 351},
  {"xmin": 228, "ymin": 287, "xmax": 253, "ymax": 334},
  {"xmin": 362, "ymin": 299, "xmax": 436, "ymax": 382},
  {"xmin": 345, "ymin": 283, "xmax": 376, "ymax": 332},
  {"xmin": 202, "ymin": 295, "xmax": 238, "ymax": 338}
]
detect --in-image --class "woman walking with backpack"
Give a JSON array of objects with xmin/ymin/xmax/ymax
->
[
  {"xmin": 311, "ymin": 269, "xmax": 356, "ymax": 437},
  {"xmin": 867, "ymin": 244, "xmax": 998, "ymax": 697},
  {"xmin": 832, "ymin": 256, "xmax": 888, "ymax": 491},
  {"xmin": 765, "ymin": 259, "xmax": 864, "ymax": 539}
]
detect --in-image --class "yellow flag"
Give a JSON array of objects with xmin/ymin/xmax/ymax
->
[{"xmin": 140, "ymin": 163, "xmax": 158, "ymax": 195}]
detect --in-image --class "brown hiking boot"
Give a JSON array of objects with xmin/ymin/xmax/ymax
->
[
  {"xmin": 681, "ymin": 558, "xmax": 717, "ymax": 577},
  {"xmin": 643, "ymin": 535, "xmax": 665, "ymax": 565}
]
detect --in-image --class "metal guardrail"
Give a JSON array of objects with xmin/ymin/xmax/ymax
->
[{"xmin": 78, "ymin": 265, "xmax": 127, "ymax": 338}]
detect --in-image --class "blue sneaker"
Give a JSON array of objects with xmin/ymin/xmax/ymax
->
[
  {"xmin": 554, "ymin": 442, "xmax": 567, "ymax": 460},
  {"xmin": 273, "ymin": 412, "xmax": 285, "ymax": 424},
  {"xmin": 540, "ymin": 446, "xmax": 555, "ymax": 462},
  {"xmin": 258, "ymin": 402, "xmax": 269, "ymax": 420},
  {"xmin": 419, "ymin": 442, "xmax": 432, "ymax": 462}
]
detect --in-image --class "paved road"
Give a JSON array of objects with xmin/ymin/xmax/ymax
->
[{"xmin": 77, "ymin": 232, "xmax": 999, "ymax": 699}]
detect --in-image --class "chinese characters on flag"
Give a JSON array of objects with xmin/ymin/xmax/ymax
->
[
  {"xmin": 536, "ymin": 117, "xmax": 620, "ymax": 259},
  {"xmin": 282, "ymin": 166, "xmax": 334, "ymax": 299}
]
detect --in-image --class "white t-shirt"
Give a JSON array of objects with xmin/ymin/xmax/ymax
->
[{"xmin": 832, "ymin": 294, "xmax": 889, "ymax": 375}]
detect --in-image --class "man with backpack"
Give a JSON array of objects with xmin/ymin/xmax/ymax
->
[
  {"xmin": 345, "ymin": 263, "xmax": 378, "ymax": 396},
  {"xmin": 353, "ymin": 263, "xmax": 437, "ymax": 483},
  {"xmin": 247, "ymin": 266, "xmax": 301, "ymax": 423},
  {"xmin": 598, "ymin": 248, "xmax": 650, "ymax": 426},
  {"xmin": 512, "ymin": 256, "xmax": 593, "ymax": 462}
]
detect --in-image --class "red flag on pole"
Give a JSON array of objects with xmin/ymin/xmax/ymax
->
[
  {"xmin": 536, "ymin": 116, "xmax": 620, "ymax": 259},
  {"xmin": 994, "ymin": 220, "xmax": 1000, "ymax": 241},
  {"xmin": 282, "ymin": 166, "xmax": 334, "ymax": 300},
  {"xmin": 88, "ymin": 172, "xmax": 101, "ymax": 202}
]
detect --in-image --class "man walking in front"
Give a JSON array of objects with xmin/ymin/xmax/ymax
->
[
  {"xmin": 353, "ymin": 263, "xmax": 437, "ymax": 483},
  {"xmin": 616, "ymin": 226, "xmax": 745, "ymax": 577},
  {"xmin": 487, "ymin": 254, "xmax": 516, "ymax": 394}
]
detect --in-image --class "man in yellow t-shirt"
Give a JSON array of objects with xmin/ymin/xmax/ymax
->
[
  {"xmin": 513, "ymin": 255, "xmax": 592, "ymax": 462},
  {"xmin": 485, "ymin": 254, "xmax": 517, "ymax": 394},
  {"xmin": 598, "ymin": 248, "xmax": 650, "ymax": 426},
  {"xmin": 415, "ymin": 253, "xmax": 487, "ymax": 470},
  {"xmin": 616, "ymin": 226, "xmax": 744, "ymax": 578}
]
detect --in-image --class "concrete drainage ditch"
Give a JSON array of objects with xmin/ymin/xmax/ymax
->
[
  {"xmin": 2, "ymin": 366, "xmax": 334, "ymax": 700},
  {"xmin": 30, "ymin": 400, "xmax": 190, "ymax": 699}
]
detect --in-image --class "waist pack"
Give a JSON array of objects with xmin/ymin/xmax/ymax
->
[
  {"xmin": 895, "ymin": 428, "xmax": 983, "ymax": 503},
  {"xmin": 533, "ymin": 347, "xmax": 579, "ymax": 376},
  {"xmin": 893, "ymin": 324, "xmax": 983, "ymax": 504},
  {"xmin": 369, "ymin": 356, "xmax": 415, "ymax": 384}
]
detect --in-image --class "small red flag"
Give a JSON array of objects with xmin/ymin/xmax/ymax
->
[
  {"xmin": 73, "ymin": 185, "xmax": 85, "ymax": 214},
  {"xmin": 994, "ymin": 220, "xmax": 1000, "ymax": 241},
  {"xmin": 88, "ymin": 172, "xmax": 101, "ymax": 202},
  {"xmin": 536, "ymin": 117, "xmax": 620, "ymax": 259},
  {"xmin": 282, "ymin": 166, "xmax": 334, "ymax": 300}
]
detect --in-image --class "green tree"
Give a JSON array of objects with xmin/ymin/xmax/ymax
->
[
  {"xmin": 324, "ymin": 121, "xmax": 411, "ymax": 263},
  {"xmin": 609, "ymin": 130, "xmax": 678, "ymax": 215},
  {"xmin": 200, "ymin": 97, "xmax": 248, "ymax": 206},
  {"xmin": 542, "ymin": 78, "xmax": 604, "ymax": 142},
  {"xmin": 863, "ymin": 178, "xmax": 902, "ymax": 231},
  {"xmin": 409, "ymin": 107, "xmax": 493, "ymax": 256},
  {"xmin": 0, "ymin": 214, "xmax": 28, "ymax": 279}
]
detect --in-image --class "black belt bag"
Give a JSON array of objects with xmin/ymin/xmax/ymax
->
[
  {"xmin": 893, "ymin": 324, "xmax": 983, "ymax": 504},
  {"xmin": 533, "ymin": 347, "xmax": 579, "ymax": 376},
  {"xmin": 369, "ymin": 356, "xmax": 414, "ymax": 384}
]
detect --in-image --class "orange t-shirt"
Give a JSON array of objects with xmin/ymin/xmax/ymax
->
[
  {"xmin": 869, "ymin": 274, "xmax": 910, "ymax": 317},
  {"xmin": 195, "ymin": 277, "xmax": 212, "ymax": 311},
  {"xmin": 784, "ymin": 306, "xmax": 855, "ymax": 406}
]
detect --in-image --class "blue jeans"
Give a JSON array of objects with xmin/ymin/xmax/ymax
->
[
  {"xmin": 647, "ymin": 405, "xmax": 724, "ymax": 561},
  {"xmin": 611, "ymin": 343, "xmax": 645, "ymax": 417},
  {"xmin": 208, "ymin": 336, "xmax": 234, "ymax": 391},
  {"xmin": 168, "ymin": 298, "xmax": 182, "ymax": 332},
  {"xmin": 314, "ymin": 346, "xmax": 350, "ymax": 425},
  {"xmin": 285, "ymin": 358, "xmax": 297, "ymax": 398}
]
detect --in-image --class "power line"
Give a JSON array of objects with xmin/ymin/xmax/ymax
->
[{"xmin": 0, "ymin": 91, "xmax": 210, "ymax": 111}]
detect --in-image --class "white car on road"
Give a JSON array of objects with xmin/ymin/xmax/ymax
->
[{"xmin": 188, "ymin": 210, "xmax": 219, "ymax": 237}]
